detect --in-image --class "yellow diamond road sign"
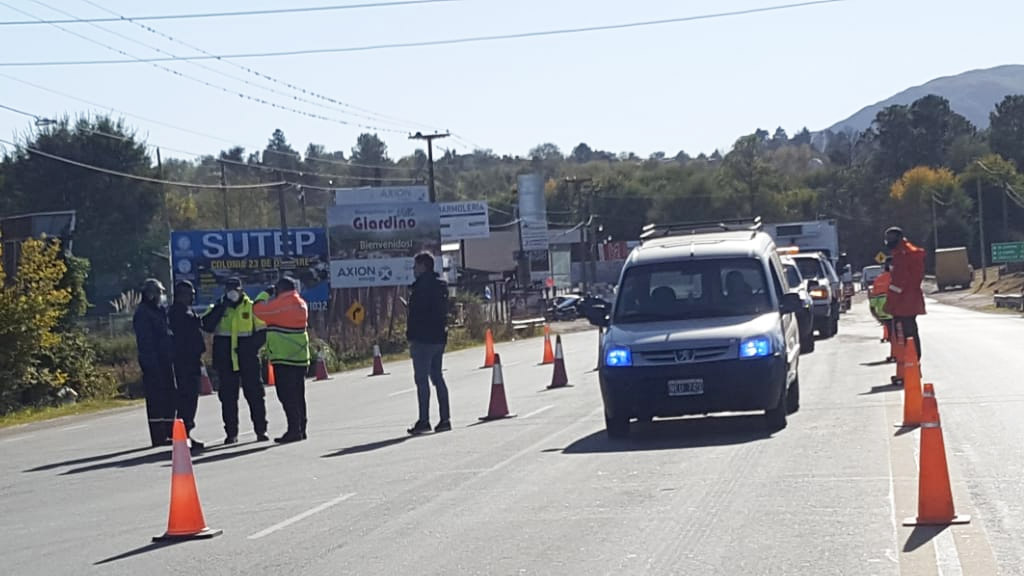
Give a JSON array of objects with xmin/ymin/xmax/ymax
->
[
  {"xmin": 875, "ymin": 252, "xmax": 887, "ymax": 265},
  {"xmin": 346, "ymin": 301, "xmax": 365, "ymax": 326}
]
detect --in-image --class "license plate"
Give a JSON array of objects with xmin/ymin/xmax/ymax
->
[{"xmin": 667, "ymin": 379, "xmax": 704, "ymax": 396}]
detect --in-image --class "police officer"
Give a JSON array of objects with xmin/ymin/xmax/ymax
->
[
  {"xmin": 132, "ymin": 278, "xmax": 176, "ymax": 447},
  {"xmin": 201, "ymin": 277, "xmax": 269, "ymax": 444},
  {"xmin": 883, "ymin": 227, "xmax": 926, "ymax": 360},
  {"xmin": 168, "ymin": 280, "xmax": 206, "ymax": 450},
  {"xmin": 253, "ymin": 276, "xmax": 310, "ymax": 443}
]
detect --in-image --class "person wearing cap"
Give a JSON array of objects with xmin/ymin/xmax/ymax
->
[
  {"xmin": 132, "ymin": 278, "xmax": 176, "ymax": 447},
  {"xmin": 253, "ymin": 276, "xmax": 310, "ymax": 443},
  {"xmin": 201, "ymin": 277, "xmax": 269, "ymax": 444},
  {"xmin": 168, "ymin": 280, "xmax": 206, "ymax": 450},
  {"xmin": 883, "ymin": 227, "xmax": 926, "ymax": 359}
]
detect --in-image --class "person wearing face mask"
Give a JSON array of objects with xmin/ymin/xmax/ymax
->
[
  {"xmin": 201, "ymin": 277, "xmax": 269, "ymax": 444},
  {"xmin": 168, "ymin": 280, "xmax": 206, "ymax": 450},
  {"xmin": 882, "ymin": 227, "xmax": 925, "ymax": 360},
  {"xmin": 132, "ymin": 278, "xmax": 177, "ymax": 447}
]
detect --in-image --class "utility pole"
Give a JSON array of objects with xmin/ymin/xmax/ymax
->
[
  {"xmin": 408, "ymin": 131, "xmax": 450, "ymax": 203},
  {"xmin": 978, "ymin": 174, "xmax": 987, "ymax": 283},
  {"xmin": 275, "ymin": 172, "xmax": 292, "ymax": 279},
  {"xmin": 931, "ymin": 195, "xmax": 939, "ymax": 253},
  {"xmin": 219, "ymin": 161, "xmax": 229, "ymax": 229},
  {"xmin": 565, "ymin": 176, "xmax": 593, "ymax": 292}
]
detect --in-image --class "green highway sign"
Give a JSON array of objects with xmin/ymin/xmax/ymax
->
[{"xmin": 992, "ymin": 242, "xmax": 1024, "ymax": 264}]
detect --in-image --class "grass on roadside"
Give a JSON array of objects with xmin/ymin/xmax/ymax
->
[{"xmin": 0, "ymin": 397, "xmax": 142, "ymax": 430}]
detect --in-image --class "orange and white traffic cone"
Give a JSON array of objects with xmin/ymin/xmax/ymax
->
[
  {"xmin": 547, "ymin": 335, "xmax": 570, "ymax": 390},
  {"xmin": 895, "ymin": 337, "xmax": 922, "ymax": 428},
  {"xmin": 153, "ymin": 419, "xmax": 222, "ymax": 541},
  {"xmin": 482, "ymin": 329, "xmax": 495, "ymax": 369},
  {"xmin": 315, "ymin": 351, "xmax": 330, "ymax": 381},
  {"xmin": 903, "ymin": 384, "xmax": 971, "ymax": 527},
  {"xmin": 891, "ymin": 323, "xmax": 905, "ymax": 385},
  {"xmin": 881, "ymin": 322, "xmax": 890, "ymax": 344},
  {"xmin": 368, "ymin": 345, "xmax": 387, "ymax": 377},
  {"xmin": 479, "ymin": 353, "xmax": 516, "ymax": 421},
  {"xmin": 540, "ymin": 328, "xmax": 555, "ymax": 366},
  {"xmin": 199, "ymin": 364, "xmax": 213, "ymax": 396},
  {"xmin": 266, "ymin": 362, "xmax": 276, "ymax": 387}
]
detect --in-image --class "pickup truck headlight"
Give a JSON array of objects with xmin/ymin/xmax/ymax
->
[
  {"xmin": 739, "ymin": 336, "xmax": 773, "ymax": 359},
  {"xmin": 605, "ymin": 346, "xmax": 632, "ymax": 367}
]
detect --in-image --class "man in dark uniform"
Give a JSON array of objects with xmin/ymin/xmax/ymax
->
[
  {"xmin": 201, "ymin": 277, "xmax": 269, "ymax": 444},
  {"xmin": 132, "ymin": 278, "xmax": 176, "ymax": 447},
  {"xmin": 168, "ymin": 280, "xmax": 206, "ymax": 450},
  {"xmin": 406, "ymin": 253, "xmax": 451, "ymax": 435}
]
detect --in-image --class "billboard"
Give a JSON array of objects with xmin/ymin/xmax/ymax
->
[
  {"xmin": 327, "ymin": 202, "xmax": 441, "ymax": 288},
  {"xmin": 334, "ymin": 185, "xmax": 428, "ymax": 206},
  {"xmin": 517, "ymin": 174, "xmax": 549, "ymax": 252},
  {"xmin": 440, "ymin": 201, "xmax": 490, "ymax": 241},
  {"xmin": 170, "ymin": 228, "xmax": 330, "ymax": 310}
]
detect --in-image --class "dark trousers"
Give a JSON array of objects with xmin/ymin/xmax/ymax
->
[
  {"xmin": 410, "ymin": 341, "xmax": 450, "ymax": 425},
  {"xmin": 216, "ymin": 355, "xmax": 267, "ymax": 437},
  {"xmin": 173, "ymin": 361, "xmax": 200, "ymax": 434},
  {"xmin": 142, "ymin": 366, "xmax": 176, "ymax": 446},
  {"xmin": 893, "ymin": 316, "xmax": 922, "ymax": 360},
  {"xmin": 273, "ymin": 364, "xmax": 308, "ymax": 436}
]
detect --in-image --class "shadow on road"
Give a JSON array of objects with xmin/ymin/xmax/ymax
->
[
  {"xmin": 184, "ymin": 445, "xmax": 275, "ymax": 466},
  {"xmin": 61, "ymin": 450, "xmax": 171, "ymax": 475},
  {"xmin": 94, "ymin": 541, "xmax": 182, "ymax": 565},
  {"xmin": 860, "ymin": 359, "xmax": 894, "ymax": 367},
  {"xmin": 24, "ymin": 446, "xmax": 153, "ymax": 473},
  {"xmin": 859, "ymin": 383, "xmax": 903, "ymax": 395},
  {"xmin": 903, "ymin": 525, "xmax": 948, "ymax": 553},
  {"xmin": 895, "ymin": 424, "xmax": 920, "ymax": 437},
  {"xmin": 557, "ymin": 415, "xmax": 772, "ymax": 454},
  {"xmin": 322, "ymin": 435, "xmax": 415, "ymax": 458}
]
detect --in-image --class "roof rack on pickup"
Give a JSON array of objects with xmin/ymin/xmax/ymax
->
[{"xmin": 639, "ymin": 216, "xmax": 763, "ymax": 243}]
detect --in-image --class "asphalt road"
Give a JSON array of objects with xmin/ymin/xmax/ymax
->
[{"xmin": 1, "ymin": 299, "xmax": 1021, "ymax": 575}]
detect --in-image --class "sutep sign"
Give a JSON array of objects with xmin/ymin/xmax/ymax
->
[{"xmin": 440, "ymin": 201, "xmax": 490, "ymax": 241}]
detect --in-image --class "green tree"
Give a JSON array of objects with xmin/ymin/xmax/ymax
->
[{"xmin": 988, "ymin": 95, "xmax": 1024, "ymax": 170}]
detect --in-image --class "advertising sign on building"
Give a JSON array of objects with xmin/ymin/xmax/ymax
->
[
  {"xmin": 516, "ymin": 174, "xmax": 549, "ymax": 252},
  {"xmin": 440, "ymin": 201, "xmax": 490, "ymax": 241},
  {"xmin": 327, "ymin": 202, "xmax": 441, "ymax": 288},
  {"xmin": 334, "ymin": 185, "xmax": 429, "ymax": 206},
  {"xmin": 169, "ymin": 228, "xmax": 330, "ymax": 310}
]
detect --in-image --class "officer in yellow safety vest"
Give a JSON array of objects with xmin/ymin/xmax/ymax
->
[{"xmin": 201, "ymin": 277, "xmax": 269, "ymax": 444}]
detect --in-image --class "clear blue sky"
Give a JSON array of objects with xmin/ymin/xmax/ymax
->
[{"xmin": 0, "ymin": 0, "xmax": 1021, "ymax": 163}]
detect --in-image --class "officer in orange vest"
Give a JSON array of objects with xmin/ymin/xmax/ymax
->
[{"xmin": 883, "ymin": 227, "xmax": 925, "ymax": 359}]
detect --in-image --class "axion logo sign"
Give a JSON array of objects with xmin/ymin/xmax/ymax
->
[{"xmin": 335, "ymin": 264, "xmax": 394, "ymax": 282}]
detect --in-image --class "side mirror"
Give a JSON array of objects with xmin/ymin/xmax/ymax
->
[
  {"xmin": 583, "ymin": 301, "xmax": 611, "ymax": 328},
  {"xmin": 780, "ymin": 292, "xmax": 803, "ymax": 314}
]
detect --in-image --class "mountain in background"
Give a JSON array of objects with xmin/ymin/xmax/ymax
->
[{"xmin": 826, "ymin": 64, "xmax": 1024, "ymax": 134}]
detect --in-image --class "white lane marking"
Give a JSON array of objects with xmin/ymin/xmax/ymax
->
[
  {"xmin": 248, "ymin": 493, "xmax": 356, "ymax": 540},
  {"xmin": 388, "ymin": 388, "xmax": 416, "ymax": 397},
  {"xmin": 0, "ymin": 434, "xmax": 31, "ymax": 443},
  {"xmin": 883, "ymin": 421, "xmax": 900, "ymax": 566},
  {"xmin": 486, "ymin": 406, "xmax": 602, "ymax": 474},
  {"xmin": 521, "ymin": 405, "xmax": 554, "ymax": 419},
  {"xmin": 58, "ymin": 424, "xmax": 88, "ymax": 432}
]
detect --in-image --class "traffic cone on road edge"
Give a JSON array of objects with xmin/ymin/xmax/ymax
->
[
  {"xmin": 894, "ymin": 337, "xmax": 922, "ymax": 428},
  {"xmin": 547, "ymin": 335, "xmax": 570, "ymax": 390},
  {"xmin": 368, "ymin": 345, "xmax": 387, "ymax": 377},
  {"xmin": 882, "ymin": 322, "xmax": 890, "ymax": 344},
  {"xmin": 891, "ymin": 323, "xmax": 905, "ymax": 385},
  {"xmin": 541, "ymin": 329, "xmax": 555, "ymax": 365},
  {"xmin": 479, "ymin": 353, "xmax": 516, "ymax": 421},
  {"xmin": 266, "ymin": 362, "xmax": 276, "ymax": 387},
  {"xmin": 482, "ymin": 329, "xmax": 495, "ymax": 369},
  {"xmin": 199, "ymin": 365, "xmax": 213, "ymax": 396},
  {"xmin": 903, "ymin": 384, "xmax": 971, "ymax": 527},
  {"xmin": 315, "ymin": 351, "xmax": 330, "ymax": 381},
  {"xmin": 153, "ymin": 419, "xmax": 222, "ymax": 542}
]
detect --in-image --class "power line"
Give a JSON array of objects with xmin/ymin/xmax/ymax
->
[
  {"xmin": 0, "ymin": 1, "xmax": 845, "ymax": 66},
  {"xmin": 75, "ymin": 0, "xmax": 444, "ymax": 133},
  {"xmin": 0, "ymin": 0, "xmax": 457, "ymax": 26},
  {"xmin": 0, "ymin": 102, "xmax": 37, "ymax": 119},
  {"xmin": 0, "ymin": 137, "xmax": 286, "ymax": 190},
  {"xmin": 0, "ymin": 1, "xmax": 409, "ymax": 135}
]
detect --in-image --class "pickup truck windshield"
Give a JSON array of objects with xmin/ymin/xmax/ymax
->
[{"xmin": 614, "ymin": 258, "xmax": 773, "ymax": 323}]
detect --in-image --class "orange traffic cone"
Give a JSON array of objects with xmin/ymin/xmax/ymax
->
[
  {"xmin": 903, "ymin": 384, "xmax": 971, "ymax": 527},
  {"xmin": 541, "ymin": 331, "xmax": 555, "ymax": 366},
  {"xmin": 153, "ymin": 419, "xmax": 222, "ymax": 541},
  {"xmin": 479, "ymin": 353, "xmax": 516, "ymax": 421},
  {"xmin": 891, "ymin": 323, "xmax": 905, "ymax": 384},
  {"xmin": 881, "ymin": 322, "xmax": 890, "ymax": 344},
  {"xmin": 368, "ymin": 345, "xmax": 387, "ymax": 377},
  {"xmin": 199, "ymin": 364, "xmax": 213, "ymax": 396},
  {"xmin": 266, "ymin": 362, "xmax": 276, "ymax": 387},
  {"xmin": 547, "ymin": 335, "xmax": 570, "ymax": 389},
  {"xmin": 482, "ymin": 329, "xmax": 495, "ymax": 369},
  {"xmin": 895, "ymin": 337, "xmax": 922, "ymax": 428},
  {"xmin": 315, "ymin": 351, "xmax": 330, "ymax": 381}
]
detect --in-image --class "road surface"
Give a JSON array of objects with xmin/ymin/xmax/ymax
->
[{"xmin": 1, "ymin": 299, "xmax": 1021, "ymax": 575}]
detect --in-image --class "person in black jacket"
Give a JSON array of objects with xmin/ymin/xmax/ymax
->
[
  {"xmin": 406, "ymin": 253, "xmax": 450, "ymax": 435},
  {"xmin": 168, "ymin": 280, "xmax": 206, "ymax": 450},
  {"xmin": 132, "ymin": 279, "xmax": 176, "ymax": 447}
]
